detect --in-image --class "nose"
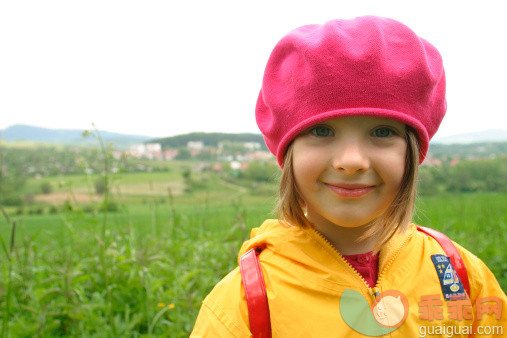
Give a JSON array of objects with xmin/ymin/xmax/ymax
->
[{"xmin": 332, "ymin": 139, "xmax": 370, "ymax": 174}]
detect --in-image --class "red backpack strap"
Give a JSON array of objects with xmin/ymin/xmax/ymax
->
[
  {"xmin": 417, "ymin": 226, "xmax": 470, "ymax": 297},
  {"xmin": 239, "ymin": 248, "xmax": 272, "ymax": 338}
]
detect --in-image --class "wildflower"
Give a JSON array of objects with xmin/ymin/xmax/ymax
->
[{"xmin": 157, "ymin": 302, "xmax": 175, "ymax": 309}]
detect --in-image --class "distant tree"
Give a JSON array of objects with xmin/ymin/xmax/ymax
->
[
  {"xmin": 196, "ymin": 149, "xmax": 213, "ymax": 161},
  {"xmin": 175, "ymin": 148, "xmax": 191, "ymax": 160},
  {"xmin": 219, "ymin": 141, "xmax": 246, "ymax": 156},
  {"xmin": 417, "ymin": 167, "xmax": 438, "ymax": 195},
  {"xmin": 182, "ymin": 167, "xmax": 191, "ymax": 180},
  {"xmin": 40, "ymin": 181, "xmax": 52, "ymax": 194},
  {"xmin": 0, "ymin": 146, "xmax": 27, "ymax": 206},
  {"xmin": 95, "ymin": 177, "xmax": 107, "ymax": 195},
  {"xmin": 449, "ymin": 158, "xmax": 507, "ymax": 192},
  {"xmin": 241, "ymin": 162, "xmax": 279, "ymax": 182},
  {"xmin": 154, "ymin": 132, "xmax": 267, "ymax": 149},
  {"xmin": 421, "ymin": 157, "xmax": 507, "ymax": 193}
]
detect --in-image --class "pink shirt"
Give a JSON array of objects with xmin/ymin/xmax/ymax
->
[{"xmin": 342, "ymin": 252, "xmax": 379, "ymax": 288}]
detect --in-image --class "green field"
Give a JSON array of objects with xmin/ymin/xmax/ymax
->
[{"xmin": 0, "ymin": 168, "xmax": 505, "ymax": 336}]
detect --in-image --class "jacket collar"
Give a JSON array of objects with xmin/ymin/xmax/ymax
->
[{"xmin": 239, "ymin": 219, "xmax": 416, "ymax": 288}]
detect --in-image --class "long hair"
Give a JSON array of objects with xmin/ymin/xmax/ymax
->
[{"xmin": 276, "ymin": 127, "xmax": 420, "ymax": 254}]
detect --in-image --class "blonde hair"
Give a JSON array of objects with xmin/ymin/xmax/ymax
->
[{"xmin": 276, "ymin": 127, "xmax": 420, "ymax": 254}]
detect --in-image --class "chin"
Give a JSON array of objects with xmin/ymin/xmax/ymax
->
[
  {"xmin": 323, "ymin": 215, "xmax": 376, "ymax": 228},
  {"xmin": 334, "ymin": 220, "xmax": 375, "ymax": 228}
]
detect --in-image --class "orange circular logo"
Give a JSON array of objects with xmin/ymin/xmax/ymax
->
[{"xmin": 370, "ymin": 290, "xmax": 409, "ymax": 328}]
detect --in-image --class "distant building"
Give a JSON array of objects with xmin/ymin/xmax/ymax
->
[
  {"xmin": 130, "ymin": 144, "xmax": 147, "ymax": 157},
  {"xmin": 244, "ymin": 142, "xmax": 261, "ymax": 151},
  {"xmin": 187, "ymin": 141, "xmax": 204, "ymax": 150},
  {"xmin": 164, "ymin": 149, "xmax": 179, "ymax": 160},
  {"xmin": 128, "ymin": 143, "xmax": 162, "ymax": 159},
  {"xmin": 230, "ymin": 161, "xmax": 241, "ymax": 170},
  {"xmin": 450, "ymin": 158, "xmax": 460, "ymax": 166},
  {"xmin": 146, "ymin": 143, "xmax": 161, "ymax": 153},
  {"xmin": 249, "ymin": 151, "xmax": 274, "ymax": 161},
  {"xmin": 212, "ymin": 163, "xmax": 224, "ymax": 171},
  {"xmin": 421, "ymin": 157, "xmax": 442, "ymax": 167},
  {"xmin": 112, "ymin": 150, "xmax": 123, "ymax": 160}
]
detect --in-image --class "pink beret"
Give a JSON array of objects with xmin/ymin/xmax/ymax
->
[{"xmin": 255, "ymin": 16, "xmax": 446, "ymax": 166}]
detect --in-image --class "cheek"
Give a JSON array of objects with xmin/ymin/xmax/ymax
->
[
  {"xmin": 293, "ymin": 157, "xmax": 312, "ymax": 190},
  {"xmin": 292, "ymin": 148, "xmax": 324, "ymax": 189},
  {"xmin": 384, "ymin": 145, "xmax": 407, "ymax": 188}
]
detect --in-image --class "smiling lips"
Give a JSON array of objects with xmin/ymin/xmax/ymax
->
[{"xmin": 324, "ymin": 183, "xmax": 376, "ymax": 198}]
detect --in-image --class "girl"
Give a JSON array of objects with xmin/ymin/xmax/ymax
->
[{"xmin": 191, "ymin": 16, "xmax": 506, "ymax": 337}]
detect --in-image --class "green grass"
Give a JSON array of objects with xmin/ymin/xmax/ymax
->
[
  {"xmin": 21, "ymin": 174, "xmax": 92, "ymax": 194},
  {"xmin": 23, "ymin": 172, "xmax": 183, "ymax": 195},
  {"xmin": 20, "ymin": 169, "xmax": 257, "ymax": 206},
  {"xmin": 0, "ymin": 186, "xmax": 275, "ymax": 337},
  {"xmin": 413, "ymin": 192, "xmax": 506, "ymax": 288},
  {"xmin": 0, "ymin": 189, "xmax": 505, "ymax": 336}
]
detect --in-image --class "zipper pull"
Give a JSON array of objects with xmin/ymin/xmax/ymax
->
[{"xmin": 372, "ymin": 287, "xmax": 380, "ymax": 300}]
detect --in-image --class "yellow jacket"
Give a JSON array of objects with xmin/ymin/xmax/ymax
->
[{"xmin": 191, "ymin": 220, "xmax": 506, "ymax": 337}]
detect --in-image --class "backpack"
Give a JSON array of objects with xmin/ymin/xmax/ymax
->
[{"xmin": 239, "ymin": 226, "xmax": 471, "ymax": 338}]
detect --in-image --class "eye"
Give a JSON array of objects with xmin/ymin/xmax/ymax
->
[
  {"xmin": 310, "ymin": 125, "xmax": 334, "ymax": 137},
  {"xmin": 372, "ymin": 127, "xmax": 395, "ymax": 138}
]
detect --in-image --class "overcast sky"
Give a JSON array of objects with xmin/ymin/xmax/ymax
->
[{"xmin": 1, "ymin": 0, "xmax": 506, "ymax": 139}]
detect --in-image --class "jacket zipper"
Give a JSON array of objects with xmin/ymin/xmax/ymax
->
[
  {"xmin": 310, "ymin": 227, "xmax": 372, "ymax": 291},
  {"xmin": 310, "ymin": 225, "xmax": 415, "ymax": 301},
  {"xmin": 372, "ymin": 227, "xmax": 414, "ymax": 299}
]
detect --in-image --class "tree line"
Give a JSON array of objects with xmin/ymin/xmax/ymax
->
[
  {"xmin": 417, "ymin": 157, "xmax": 506, "ymax": 195},
  {"xmin": 153, "ymin": 132, "xmax": 267, "ymax": 149}
]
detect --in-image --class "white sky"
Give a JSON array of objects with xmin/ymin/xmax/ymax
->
[{"xmin": 1, "ymin": 0, "xmax": 506, "ymax": 139}]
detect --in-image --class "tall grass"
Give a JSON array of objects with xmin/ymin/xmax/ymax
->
[
  {"xmin": 0, "ymin": 206, "xmax": 15, "ymax": 337},
  {"xmin": 414, "ymin": 192, "xmax": 507, "ymax": 289},
  {"xmin": 0, "ymin": 199, "xmax": 262, "ymax": 336}
]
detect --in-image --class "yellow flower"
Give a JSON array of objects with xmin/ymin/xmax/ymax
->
[
  {"xmin": 169, "ymin": 303, "xmax": 175, "ymax": 309},
  {"xmin": 157, "ymin": 302, "xmax": 166, "ymax": 308}
]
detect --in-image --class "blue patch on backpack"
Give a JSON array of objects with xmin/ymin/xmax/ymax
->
[{"xmin": 431, "ymin": 254, "xmax": 467, "ymax": 301}]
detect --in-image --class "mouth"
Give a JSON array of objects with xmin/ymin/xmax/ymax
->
[{"xmin": 323, "ymin": 183, "xmax": 376, "ymax": 198}]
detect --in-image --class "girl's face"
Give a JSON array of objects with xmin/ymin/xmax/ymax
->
[{"xmin": 292, "ymin": 116, "xmax": 407, "ymax": 229}]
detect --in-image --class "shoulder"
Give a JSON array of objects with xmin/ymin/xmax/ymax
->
[
  {"xmin": 191, "ymin": 267, "xmax": 251, "ymax": 338},
  {"xmin": 452, "ymin": 241, "xmax": 506, "ymax": 300},
  {"xmin": 414, "ymin": 226, "xmax": 505, "ymax": 300}
]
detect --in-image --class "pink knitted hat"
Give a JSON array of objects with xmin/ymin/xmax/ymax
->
[{"xmin": 256, "ymin": 16, "xmax": 446, "ymax": 166}]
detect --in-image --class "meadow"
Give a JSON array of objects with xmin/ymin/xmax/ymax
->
[{"xmin": 0, "ymin": 164, "xmax": 505, "ymax": 337}]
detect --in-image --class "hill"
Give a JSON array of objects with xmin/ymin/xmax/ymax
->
[
  {"xmin": 153, "ymin": 132, "xmax": 267, "ymax": 149},
  {"xmin": 0, "ymin": 124, "xmax": 152, "ymax": 148},
  {"xmin": 432, "ymin": 129, "xmax": 507, "ymax": 144},
  {"xmin": 428, "ymin": 141, "xmax": 507, "ymax": 159}
]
